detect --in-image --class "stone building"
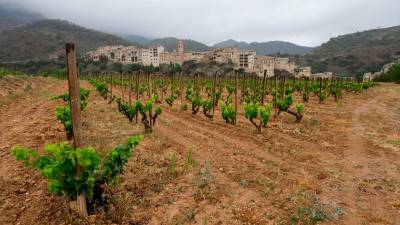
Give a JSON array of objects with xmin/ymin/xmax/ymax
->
[
  {"xmin": 311, "ymin": 72, "xmax": 333, "ymax": 79},
  {"xmin": 294, "ymin": 66, "xmax": 312, "ymax": 78},
  {"xmin": 86, "ymin": 42, "xmax": 326, "ymax": 78},
  {"xmin": 254, "ymin": 55, "xmax": 311, "ymax": 78}
]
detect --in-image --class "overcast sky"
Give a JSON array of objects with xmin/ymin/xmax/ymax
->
[{"xmin": 4, "ymin": 0, "xmax": 400, "ymax": 47}]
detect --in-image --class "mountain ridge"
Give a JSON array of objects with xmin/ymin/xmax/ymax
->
[
  {"xmin": 213, "ymin": 39, "xmax": 315, "ymax": 55},
  {"xmin": 298, "ymin": 25, "xmax": 400, "ymax": 76},
  {"xmin": 0, "ymin": 19, "xmax": 132, "ymax": 62}
]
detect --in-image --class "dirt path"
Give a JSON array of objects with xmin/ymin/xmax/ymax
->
[{"xmin": 341, "ymin": 84, "xmax": 400, "ymax": 225}]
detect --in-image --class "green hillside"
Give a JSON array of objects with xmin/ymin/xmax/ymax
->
[
  {"xmin": 213, "ymin": 39, "xmax": 314, "ymax": 55},
  {"xmin": 0, "ymin": 19, "xmax": 132, "ymax": 62},
  {"xmin": 300, "ymin": 26, "xmax": 400, "ymax": 77}
]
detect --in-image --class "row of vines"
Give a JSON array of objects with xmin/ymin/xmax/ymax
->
[{"xmin": 86, "ymin": 71, "xmax": 375, "ymax": 133}]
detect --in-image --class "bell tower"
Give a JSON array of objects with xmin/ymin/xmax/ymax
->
[{"xmin": 178, "ymin": 40, "xmax": 184, "ymax": 65}]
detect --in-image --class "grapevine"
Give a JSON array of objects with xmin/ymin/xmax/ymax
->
[{"xmin": 11, "ymin": 135, "xmax": 143, "ymax": 205}]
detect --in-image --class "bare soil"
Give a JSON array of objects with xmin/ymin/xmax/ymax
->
[{"xmin": 0, "ymin": 76, "xmax": 399, "ymax": 225}]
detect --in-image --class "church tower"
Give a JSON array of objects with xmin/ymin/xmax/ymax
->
[{"xmin": 178, "ymin": 40, "xmax": 184, "ymax": 65}]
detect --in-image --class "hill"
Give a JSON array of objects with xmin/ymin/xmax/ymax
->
[
  {"xmin": 146, "ymin": 37, "xmax": 211, "ymax": 52},
  {"xmin": 213, "ymin": 39, "xmax": 314, "ymax": 55},
  {"xmin": 123, "ymin": 34, "xmax": 150, "ymax": 46},
  {"xmin": 0, "ymin": 19, "xmax": 132, "ymax": 62},
  {"xmin": 300, "ymin": 26, "xmax": 400, "ymax": 77},
  {"xmin": 0, "ymin": 3, "xmax": 45, "ymax": 31}
]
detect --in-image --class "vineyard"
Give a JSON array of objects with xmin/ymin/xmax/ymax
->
[
  {"xmin": 85, "ymin": 69, "xmax": 376, "ymax": 134},
  {"xmin": 1, "ymin": 44, "xmax": 400, "ymax": 225}
]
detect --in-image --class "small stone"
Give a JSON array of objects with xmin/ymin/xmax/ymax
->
[{"xmin": 17, "ymin": 188, "xmax": 27, "ymax": 194}]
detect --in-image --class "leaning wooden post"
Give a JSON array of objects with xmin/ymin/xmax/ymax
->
[
  {"xmin": 261, "ymin": 70, "xmax": 267, "ymax": 105},
  {"xmin": 234, "ymin": 70, "xmax": 238, "ymax": 125},
  {"xmin": 65, "ymin": 42, "xmax": 88, "ymax": 218}
]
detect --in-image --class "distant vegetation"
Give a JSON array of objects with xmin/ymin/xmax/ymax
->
[
  {"xmin": 146, "ymin": 37, "xmax": 210, "ymax": 52},
  {"xmin": 0, "ymin": 20, "xmax": 131, "ymax": 62},
  {"xmin": 0, "ymin": 67, "xmax": 28, "ymax": 77},
  {"xmin": 299, "ymin": 26, "xmax": 400, "ymax": 78},
  {"xmin": 213, "ymin": 39, "xmax": 314, "ymax": 55},
  {"xmin": 374, "ymin": 63, "xmax": 400, "ymax": 83}
]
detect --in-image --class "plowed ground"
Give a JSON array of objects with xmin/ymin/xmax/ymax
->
[{"xmin": 1, "ymin": 76, "xmax": 399, "ymax": 225}]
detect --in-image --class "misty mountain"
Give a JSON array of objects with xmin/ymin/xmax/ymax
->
[
  {"xmin": 0, "ymin": 3, "xmax": 45, "ymax": 31},
  {"xmin": 213, "ymin": 39, "xmax": 314, "ymax": 55},
  {"xmin": 299, "ymin": 25, "xmax": 400, "ymax": 76},
  {"xmin": 0, "ymin": 19, "xmax": 131, "ymax": 62},
  {"xmin": 123, "ymin": 34, "xmax": 150, "ymax": 46},
  {"xmin": 145, "ymin": 37, "xmax": 211, "ymax": 52}
]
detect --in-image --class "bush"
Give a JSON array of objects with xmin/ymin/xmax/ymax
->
[{"xmin": 374, "ymin": 63, "xmax": 400, "ymax": 83}]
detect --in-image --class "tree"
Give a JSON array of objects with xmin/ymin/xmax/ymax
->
[{"xmin": 112, "ymin": 62, "xmax": 123, "ymax": 73}]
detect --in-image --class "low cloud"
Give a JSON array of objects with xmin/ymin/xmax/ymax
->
[{"xmin": 3, "ymin": 0, "xmax": 400, "ymax": 46}]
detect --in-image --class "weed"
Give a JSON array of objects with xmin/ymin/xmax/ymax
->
[
  {"xmin": 180, "ymin": 103, "xmax": 188, "ymax": 111},
  {"xmin": 184, "ymin": 148, "xmax": 195, "ymax": 171},
  {"xmin": 169, "ymin": 152, "xmax": 178, "ymax": 176},
  {"xmin": 289, "ymin": 192, "xmax": 343, "ymax": 225},
  {"xmin": 240, "ymin": 179, "xmax": 249, "ymax": 187},
  {"xmin": 387, "ymin": 139, "xmax": 400, "ymax": 147}
]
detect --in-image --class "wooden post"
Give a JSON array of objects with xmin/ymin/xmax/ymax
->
[
  {"xmin": 120, "ymin": 72, "xmax": 124, "ymax": 102},
  {"xmin": 128, "ymin": 72, "xmax": 132, "ymax": 106},
  {"xmin": 136, "ymin": 71, "xmax": 140, "ymax": 123},
  {"xmin": 147, "ymin": 72, "xmax": 150, "ymax": 97},
  {"xmin": 212, "ymin": 72, "xmax": 217, "ymax": 119},
  {"xmin": 282, "ymin": 77, "xmax": 286, "ymax": 100},
  {"xmin": 261, "ymin": 70, "xmax": 267, "ymax": 105},
  {"xmin": 110, "ymin": 73, "xmax": 113, "ymax": 101},
  {"xmin": 180, "ymin": 72, "xmax": 183, "ymax": 103},
  {"xmin": 149, "ymin": 72, "xmax": 152, "ymax": 97},
  {"xmin": 274, "ymin": 76, "xmax": 277, "ymax": 107},
  {"xmin": 319, "ymin": 78, "xmax": 322, "ymax": 97},
  {"xmin": 234, "ymin": 71, "xmax": 238, "ymax": 125},
  {"xmin": 65, "ymin": 42, "xmax": 88, "ymax": 218}
]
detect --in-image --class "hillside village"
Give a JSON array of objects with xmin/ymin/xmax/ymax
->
[{"xmin": 86, "ymin": 41, "xmax": 335, "ymax": 79}]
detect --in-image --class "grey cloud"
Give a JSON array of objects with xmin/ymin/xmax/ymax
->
[{"xmin": 3, "ymin": 0, "xmax": 400, "ymax": 46}]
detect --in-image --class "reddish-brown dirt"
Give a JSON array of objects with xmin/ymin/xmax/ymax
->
[{"xmin": 0, "ymin": 76, "xmax": 399, "ymax": 225}]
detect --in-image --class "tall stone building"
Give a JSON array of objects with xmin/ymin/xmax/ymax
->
[{"xmin": 178, "ymin": 40, "xmax": 184, "ymax": 65}]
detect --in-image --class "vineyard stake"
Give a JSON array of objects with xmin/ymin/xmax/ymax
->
[
  {"xmin": 319, "ymin": 78, "xmax": 322, "ymax": 97},
  {"xmin": 234, "ymin": 70, "xmax": 238, "ymax": 125},
  {"xmin": 120, "ymin": 72, "xmax": 124, "ymax": 102},
  {"xmin": 136, "ymin": 71, "xmax": 140, "ymax": 123},
  {"xmin": 261, "ymin": 70, "xmax": 267, "ymax": 105},
  {"xmin": 65, "ymin": 42, "xmax": 88, "ymax": 218},
  {"xmin": 128, "ymin": 72, "xmax": 132, "ymax": 106},
  {"xmin": 110, "ymin": 72, "xmax": 113, "ymax": 101},
  {"xmin": 180, "ymin": 72, "xmax": 183, "ymax": 104},
  {"xmin": 281, "ymin": 77, "xmax": 286, "ymax": 100},
  {"xmin": 274, "ymin": 76, "xmax": 277, "ymax": 108},
  {"xmin": 212, "ymin": 71, "xmax": 217, "ymax": 119}
]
